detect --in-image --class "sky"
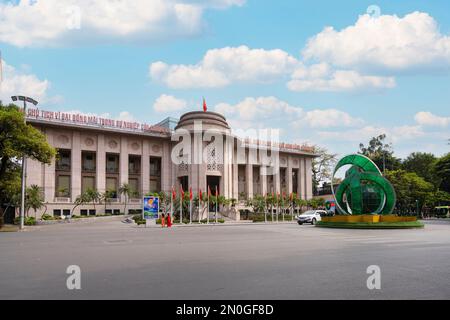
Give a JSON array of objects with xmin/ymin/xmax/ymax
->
[{"xmin": 0, "ymin": 0, "xmax": 449, "ymax": 159}]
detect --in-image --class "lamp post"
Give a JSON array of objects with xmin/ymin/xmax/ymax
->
[{"xmin": 11, "ymin": 96, "xmax": 38, "ymax": 230}]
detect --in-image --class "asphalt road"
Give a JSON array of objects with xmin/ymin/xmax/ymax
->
[{"xmin": 1, "ymin": 220, "xmax": 450, "ymax": 300}]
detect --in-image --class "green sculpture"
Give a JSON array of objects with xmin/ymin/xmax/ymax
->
[{"xmin": 331, "ymin": 154, "xmax": 396, "ymax": 215}]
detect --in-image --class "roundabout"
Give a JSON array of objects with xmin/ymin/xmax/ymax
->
[{"xmin": 316, "ymin": 154, "xmax": 424, "ymax": 229}]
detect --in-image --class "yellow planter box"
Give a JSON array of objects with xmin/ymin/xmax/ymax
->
[
  {"xmin": 380, "ymin": 215, "xmax": 417, "ymax": 223},
  {"xmin": 323, "ymin": 214, "xmax": 417, "ymax": 223}
]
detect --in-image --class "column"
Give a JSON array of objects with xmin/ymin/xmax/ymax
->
[
  {"xmin": 260, "ymin": 166, "xmax": 267, "ymax": 196},
  {"xmin": 162, "ymin": 141, "xmax": 172, "ymax": 193},
  {"xmin": 275, "ymin": 167, "xmax": 281, "ymax": 194},
  {"xmin": 232, "ymin": 162, "xmax": 238, "ymax": 199},
  {"xmin": 245, "ymin": 163, "xmax": 253, "ymax": 199},
  {"xmin": 44, "ymin": 128, "xmax": 55, "ymax": 202},
  {"xmin": 142, "ymin": 140, "xmax": 150, "ymax": 195},
  {"xmin": 305, "ymin": 157, "xmax": 313, "ymax": 199},
  {"xmin": 287, "ymin": 156, "xmax": 293, "ymax": 195},
  {"xmin": 71, "ymin": 131, "xmax": 81, "ymax": 202},
  {"xmin": 300, "ymin": 158, "xmax": 306, "ymax": 199},
  {"xmin": 96, "ymin": 134, "xmax": 106, "ymax": 194},
  {"xmin": 119, "ymin": 136, "xmax": 128, "ymax": 202}
]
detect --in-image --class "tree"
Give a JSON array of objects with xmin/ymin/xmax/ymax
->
[
  {"xmin": 71, "ymin": 191, "xmax": 90, "ymax": 216},
  {"xmin": 25, "ymin": 185, "xmax": 45, "ymax": 218},
  {"xmin": 385, "ymin": 170, "xmax": 434, "ymax": 216},
  {"xmin": 118, "ymin": 183, "xmax": 132, "ymax": 214},
  {"xmin": 435, "ymin": 153, "xmax": 450, "ymax": 193},
  {"xmin": 312, "ymin": 146, "xmax": 337, "ymax": 194},
  {"xmin": 0, "ymin": 103, "xmax": 56, "ymax": 217},
  {"xmin": 101, "ymin": 189, "xmax": 115, "ymax": 214},
  {"xmin": 402, "ymin": 152, "xmax": 438, "ymax": 186},
  {"xmin": 85, "ymin": 188, "xmax": 100, "ymax": 212},
  {"xmin": 359, "ymin": 134, "xmax": 401, "ymax": 172}
]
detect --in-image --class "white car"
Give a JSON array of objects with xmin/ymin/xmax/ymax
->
[{"xmin": 297, "ymin": 210, "xmax": 326, "ymax": 225}]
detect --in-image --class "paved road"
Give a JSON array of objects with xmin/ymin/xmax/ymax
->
[{"xmin": 1, "ymin": 221, "xmax": 450, "ymax": 299}]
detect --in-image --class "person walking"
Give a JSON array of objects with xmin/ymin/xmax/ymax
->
[
  {"xmin": 161, "ymin": 213, "xmax": 166, "ymax": 228},
  {"xmin": 167, "ymin": 212, "xmax": 172, "ymax": 228}
]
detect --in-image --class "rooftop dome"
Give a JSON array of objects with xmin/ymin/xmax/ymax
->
[{"xmin": 175, "ymin": 111, "xmax": 230, "ymax": 130}]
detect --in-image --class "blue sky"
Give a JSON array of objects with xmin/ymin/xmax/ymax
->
[{"xmin": 1, "ymin": 0, "xmax": 449, "ymax": 158}]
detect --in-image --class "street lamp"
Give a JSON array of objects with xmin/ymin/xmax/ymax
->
[{"xmin": 11, "ymin": 96, "xmax": 38, "ymax": 230}]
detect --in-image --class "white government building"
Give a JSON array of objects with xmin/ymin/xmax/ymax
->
[{"xmin": 25, "ymin": 107, "xmax": 317, "ymax": 219}]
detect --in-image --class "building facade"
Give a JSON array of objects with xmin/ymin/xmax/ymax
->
[{"xmin": 25, "ymin": 108, "xmax": 317, "ymax": 218}]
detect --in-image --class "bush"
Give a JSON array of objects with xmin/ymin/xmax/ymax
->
[
  {"xmin": 199, "ymin": 218, "xmax": 225, "ymax": 224},
  {"xmin": 41, "ymin": 214, "xmax": 54, "ymax": 221},
  {"xmin": 25, "ymin": 217, "xmax": 36, "ymax": 226}
]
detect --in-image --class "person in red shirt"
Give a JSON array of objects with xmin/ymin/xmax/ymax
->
[
  {"xmin": 166, "ymin": 213, "xmax": 172, "ymax": 228},
  {"xmin": 161, "ymin": 213, "xmax": 166, "ymax": 228}
]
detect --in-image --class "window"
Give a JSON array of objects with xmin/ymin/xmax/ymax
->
[
  {"xmin": 129, "ymin": 178, "xmax": 140, "ymax": 198},
  {"xmin": 128, "ymin": 155, "xmax": 141, "ymax": 174},
  {"xmin": 106, "ymin": 154, "xmax": 119, "ymax": 173},
  {"xmin": 80, "ymin": 209, "xmax": 88, "ymax": 216},
  {"xmin": 89, "ymin": 209, "xmax": 96, "ymax": 216},
  {"xmin": 53, "ymin": 209, "xmax": 62, "ymax": 217},
  {"xmin": 56, "ymin": 175, "xmax": 71, "ymax": 197},
  {"xmin": 150, "ymin": 157, "xmax": 161, "ymax": 192},
  {"xmin": 106, "ymin": 177, "xmax": 118, "ymax": 198},
  {"xmin": 150, "ymin": 157, "xmax": 161, "ymax": 176},
  {"xmin": 63, "ymin": 209, "xmax": 70, "ymax": 216},
  {"xmin": 82, "ymin": 152, "xmax": 96, "ymax": 172},
  {"xmin": 56, "ymin": 149, "xmax": 71, "ymax": 171},
  {"xmin": 82, "ymin": 176, "xmax": 95, "ymax": 193}
]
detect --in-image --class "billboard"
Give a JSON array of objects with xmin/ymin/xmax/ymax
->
[{"xmin": 143, "ymin": 196, "xmax": 159, "ymax": 220}]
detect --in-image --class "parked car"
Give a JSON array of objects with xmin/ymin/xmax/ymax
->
[{"xmin": 297, "ymin": 210, "xmax": 326, "ymax": 225}]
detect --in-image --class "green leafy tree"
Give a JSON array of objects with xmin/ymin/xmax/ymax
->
[
  {"xmin": 311, "ymin": 146, "xmax": 337, "ymax": 194},
  {"xmin": 101, "ymin": 189, "xmax": 115, "ymax": 214},
  {"xmin": 359, "ymin": 134, "xmax": 401, "ymax": 172},
  {"xmin": 85, "ymin": 188, "xmax": 100, "ymax": 212},
  {"xmin": 385, "ymin": 170, "xmax": 434, "ymax": 216},
  {"xmin": 25, "ymin": 184, "xmax": 46, "ymax": 218},
  {"xmin": 402, "ymin": 152, "xmax": 438, "ymax": 186},
  {"xmin": 435, "ymin": 153, "xmax": 450, "ymax": 193},
  {"xmin": 118, "ymin": 183, "xmax": 133, "ymax": 214},
  {"xmin": 0, "ymin": 103, "xmax": 56, "ymax": 217}
]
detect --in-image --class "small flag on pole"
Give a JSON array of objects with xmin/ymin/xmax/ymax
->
[
  {"xmin": 203, "ymin": 97, "xmax": 207, "ymax": 112},
  {"xmin": 189, "ymin": 187, "xmax": 193, "ymax": 201},
  {"xmin": 199, "ymin": 189, "xmax": 202, "ymax": 201},
  {"xmin": 172, "ymin": 186, "xmax": 176, "ymax": 200}
]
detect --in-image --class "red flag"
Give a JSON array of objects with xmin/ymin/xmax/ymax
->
[
  {"xmin": 189, "ymin": 187, "xmax": 193, "ymax": 200},
  {"xmin": 180, "ymin": 185, "xmax": 185, "ymax": 199},
  {"xmin": 199, "ymin": 189, "xmax": 202, "ymax": 201},
  {"xmin": 289, "ymin": 192, "xmax": 293, "ymax": 201},
  {"xmin": 203, "ymin": 97, "xmax": 207, "ymax": 112},
  {"xmin": 172, "ymin": 186, "xmax": 176, "ymax": 200}
]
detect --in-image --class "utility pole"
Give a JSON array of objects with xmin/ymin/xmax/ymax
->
[{"xmin": 11, "ymin": 96, "xmax": 38, "ymax": 230}]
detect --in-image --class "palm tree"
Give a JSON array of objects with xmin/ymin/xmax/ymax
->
[
  {"xmin": 71, "ymin": 191, "xmax": 90, "ymax": 217},
  {"xmin": 118, "ymin": 183, "xmax": 132, "ymax": 215},
  {"xmin": 25, "ymin": 185, "xmax": 44, "ymax": 218},
  {"xmin": 101, "ymin": 189, "xmax": 115, "ymax": 214},
  {"xmin": 85, "ymin": 188, "xmax": 100, "ymax": 212}
]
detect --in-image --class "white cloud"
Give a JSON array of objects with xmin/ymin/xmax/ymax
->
[
  {"xmin": 150, "ymin": 45, "xmax": 299, "ymax": 89},
  {"xmin": 0, "ymin": 0, "xmax": 244, "ymax": 47},
  {"xmin": 303, "ymin": 109, "xmax": 364, "ymax": 127},
  {"xmin": 287, "ymin": 63, "xmax": 396, "ymax": 92},
  {"xmin": 214, "ymin": 96, "xmax": 363, "ymax": 131},
  {"xmin": 414, "ymin": 111, "xmax": 450, "ymax": 127},
  {"xmin": 302, "ymin": 11, "xmax": 450, "ymax": 72},
  {"xmin": 153, "ymin": 94, "xmax": 187, "ymax": 113},
  {"xmin": 0, "ymin": 59, "xmax": 58, "ymax": 104}
]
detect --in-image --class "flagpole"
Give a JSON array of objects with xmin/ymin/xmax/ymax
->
[
  {"xmin": 171, "ymin": 186, "xmax": 173, "ymax": 223},
  {"xmin": 207, "ymin": 186, "xmax": 210, "ymax": 224},
  {"xmin": 277, "ymin": 194, "xmax": 279, "ymax": 223},
  {"xmin": 180, "ymin": 191, "xmax": 183, "ymax": 224},
  {"xmin": 215, "ymin": 186, "xmax": 218, "ymax": 224},
  {"xmin": 264, "ymin": 194, "xmax": 267, "ymax": 223},
  {"xmin": 282, "ymin": 195, "xmax": 285, "ymax": 222},
  {"xmin": 189, "ymin": 198, "xmax": 192, "ymax": 224}
]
